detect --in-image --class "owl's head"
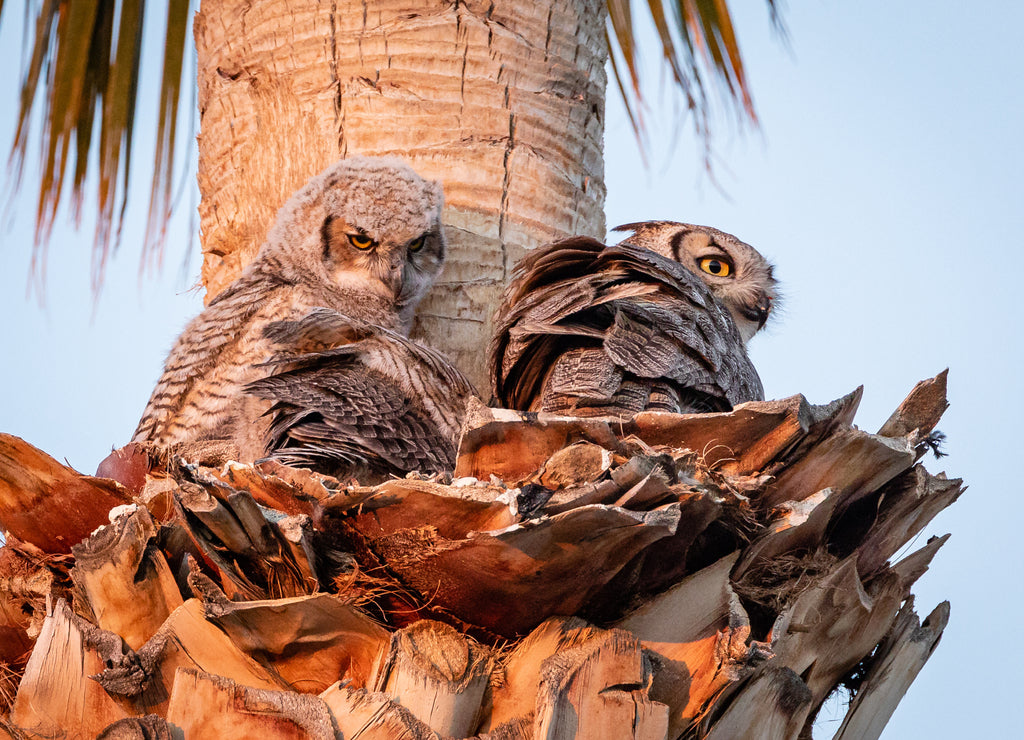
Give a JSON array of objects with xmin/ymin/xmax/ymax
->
[
  {"xmin": 613, "ymin": 221, "xmax": 778, "ymax": 343},
  {"xmin": 260, "ymin": 156, "xmax": 446, "ymax": 331}
]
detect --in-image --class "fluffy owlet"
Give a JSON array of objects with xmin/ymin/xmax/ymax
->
[
  {"xmin": 245, "ymin": 307, "xmax": 478, "ymax": 483},
  {"xmin": 133, "ymin": 156, "xmax": 446, "ymax": 458},
  {"xmin": 490, "ymin": 222, "xmax": 777, "ymax": 418}
]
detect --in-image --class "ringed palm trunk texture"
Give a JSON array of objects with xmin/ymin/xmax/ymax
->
[{"xmin": 194, "ymin": 0, "xmax": 608, "ymax": 389}]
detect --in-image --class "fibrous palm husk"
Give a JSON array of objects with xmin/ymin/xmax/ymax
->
[{"xmin": 0, "ymin": 371, "xmax": 961, "ymax": 739}]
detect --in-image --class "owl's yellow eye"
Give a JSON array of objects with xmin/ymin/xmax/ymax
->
[
  {"xmin": 348, "ymin": 233, "xmax": 375, "ymax": 250},
  {"xmin": 699, "ymin": 257, "xmax": 732, "ymax": 277},
  {"xmin": 408, "ymin": 236, "xmax": 426, "ymax": 253}
]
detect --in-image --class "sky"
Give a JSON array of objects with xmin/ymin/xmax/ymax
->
[{"xmin": 1, "ymin": 1, "xmax": 1021, "ymax": 737}]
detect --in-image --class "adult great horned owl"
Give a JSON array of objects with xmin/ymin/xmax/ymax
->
[
  {"xmin": 245, "ymin": 308, "xmax": 477, "ymax": 483},
  {"xmin": 490, "ymin": 222, "xmax": 777, "ymax": 418},
  {"xmin": 133, "ymin": 156, "xmax": 446, "ymax": 456},
  {"xmin": 613, "ymin": 221, "xmax": 777, "ymax": 343}
]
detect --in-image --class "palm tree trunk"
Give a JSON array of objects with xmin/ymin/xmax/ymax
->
[{"xmin": 193, "ymin": 0, "xmax": 608, "ymax": 390}]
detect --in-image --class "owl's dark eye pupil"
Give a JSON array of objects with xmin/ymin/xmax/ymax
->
[{"xmin": 708, "ymin": 260, "xmax": 722, "ymax": 273}]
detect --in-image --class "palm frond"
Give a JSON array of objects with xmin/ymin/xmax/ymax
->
[
  {"xmin": 7, "ymin": 0, "xmax": 191, "ymax": 294},
  {"xmin": 144, "ymin": 0, "xmax": 190, "ymax": 274},
  {"xmin": 607, "ymin": 0, "xmax": 787, "ymax": 161}
]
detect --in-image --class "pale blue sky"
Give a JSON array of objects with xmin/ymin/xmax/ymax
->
[{"xmin": 1, "ymin": 1, "xmax": 1021, "ymax": 737}]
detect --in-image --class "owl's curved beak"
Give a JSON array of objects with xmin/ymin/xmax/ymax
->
[
  {"xmin": 384, "ymin": 252, "xmax": 405, "ymax": 297},
  {"xmin": 741, "ymin": 294, "xmax": 772, "ymax": 330}
]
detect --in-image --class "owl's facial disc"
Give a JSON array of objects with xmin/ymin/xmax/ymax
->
[
  {"xmin": 614, "ymin": 220, "xmax": 776, "ymax": 344},
  {"xmin": 687, "ymin": 239, "xmax": 774, "ymax": 342},
  {"xmin": 694, "ymin": 250, "xmax": 771, "ymax": 329},
  {"xmin": 320, "ymin": 216, "xmax": 407, "ymax": 299}
]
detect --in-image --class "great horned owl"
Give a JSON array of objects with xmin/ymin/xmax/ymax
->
[
  {"xmin": 245, "ymin": 307, "xmax": 477, "ymax": 482},
  {"xmin": 613, "ymin": 221, "xmax": 777, "ymax": 343},
  {"xmin": 133, "ymin": 156, "xmax": 446, "ymax": 457},
  {"xmin": 490, "ymin": 223, "xmax": 777, "ymax": 418}
]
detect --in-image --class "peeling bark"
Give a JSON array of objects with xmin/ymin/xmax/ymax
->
[{"xmin": 0, "ymin": 433, "xmax": 131, "ymax": 553}]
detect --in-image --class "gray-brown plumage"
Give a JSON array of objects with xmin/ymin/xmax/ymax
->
[
  {"xmin": 245, "ymin": 308, "xmax": 477, "ymax": 481},
  {"xmin": 490, "ymin": 227, "xmax": 776, "ymax": 418},
  {"xmin": 133, "ymin": 156, "xmax": 446, "ymax": 456},
  {"xmin": 613, "ymin": 221, "xmax": 777, "ymax": 343}
]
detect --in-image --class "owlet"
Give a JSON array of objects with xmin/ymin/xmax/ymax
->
[{"xmin": 133, "ymin": 156, "xmax": 446, "ymax": 458}]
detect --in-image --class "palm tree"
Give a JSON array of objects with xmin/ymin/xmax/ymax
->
[
  {"xmin": 0, "ymin": 4, "xmax": 956, "ymax": 738},
  {"xmin": 4, "ymin": 0, "xmax": 780, "ymax": 388}
]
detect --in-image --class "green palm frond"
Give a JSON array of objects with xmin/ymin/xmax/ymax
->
[
  {"xmin": 607, "ymin": 0, "xmax": 787, "ymax": 158},
  {"xmin": 7, "ymin": 0, "xmax": 191, "ymax": 293}
]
